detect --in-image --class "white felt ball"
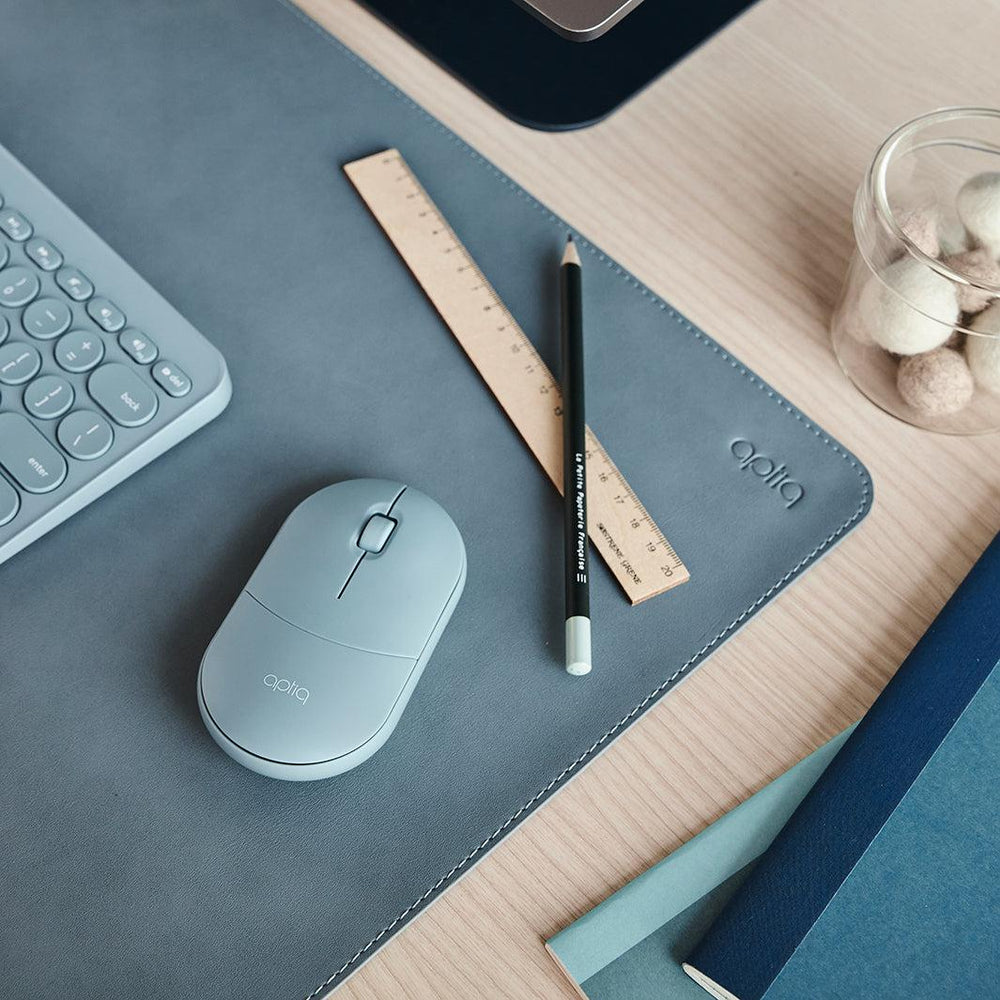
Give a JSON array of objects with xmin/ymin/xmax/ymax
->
[
  {"xmin": 968, "ymin": 300, "xmax": 1000, "ymax": 393},
  {"xmin": 897, "ymin": 348, "xmax": 974, "ymax": 415},
  {"xmin": 857, "ymin": 258, "xmax": 958, "ymax": 355},
  {"xmin": 956, "ymin": 172, "xmax": 1000, "ymax": 255}
]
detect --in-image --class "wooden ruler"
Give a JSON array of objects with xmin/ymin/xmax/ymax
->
[{"xmin": 344, "ymin": 149, "xmax": 689, "ymax": 604}]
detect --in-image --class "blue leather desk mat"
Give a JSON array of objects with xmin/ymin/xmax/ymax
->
[{"xmin": 0, "ymin": 1, "xmax": 871, "ymax": 997}]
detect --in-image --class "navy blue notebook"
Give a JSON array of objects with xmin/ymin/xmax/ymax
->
[{"xmin": 684, "ymin": 533, "xmax": 1000, "ymax": 1000}]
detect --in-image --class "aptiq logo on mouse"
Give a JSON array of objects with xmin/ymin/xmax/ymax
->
[
  {"xmin": 262, "ymin": 673, "xmax": 310, "ymax": 705},
  {"xmin": 730, "ymin": 439, "xmax": 805, "ymax": 508}
]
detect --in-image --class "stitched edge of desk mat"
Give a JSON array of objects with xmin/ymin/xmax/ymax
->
[{"xmin": 275, "ymin": 2, "xmax": 873, "ymax": 995}]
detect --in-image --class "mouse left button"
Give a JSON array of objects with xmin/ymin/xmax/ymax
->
[{"xmin": 246, "ymin": 480, "xmax": 402, "ymax": 633}]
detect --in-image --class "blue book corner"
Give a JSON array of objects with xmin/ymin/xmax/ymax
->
[
  {"xmin": 684, "ymin": 532, "xmax": 1000, "ymax": 1000},
  {"xmin": 544, "ymin": 730, "xmax": 851, "ymax": 999}
]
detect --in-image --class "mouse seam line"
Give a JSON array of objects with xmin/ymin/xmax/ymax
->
[
  {"xmin": 336, "ymin": 553, "xmax": 366, "ymax": 599},
  {"xmin": 337, "ymin": 485, "xmax": 406, "ymax": 599},
  {"xmin": 387, "ymin": 484, "xmax": 407, "ymax": 514},
  {"xmin": 242, "ymin": 590, "xmax": 416, "ymax": 661}
]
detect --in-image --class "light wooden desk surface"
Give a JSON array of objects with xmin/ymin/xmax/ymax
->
[{"xmin": 293, "ymin": 1, "xmax": 1000, "ymax": 995}]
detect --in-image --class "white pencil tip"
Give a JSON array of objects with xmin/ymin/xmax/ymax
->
[{"xmin": 565, "ymin": 616, "xmax": 592, "ymax": 677}]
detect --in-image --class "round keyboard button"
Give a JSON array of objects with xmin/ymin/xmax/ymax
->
[
  {"xmin": 88, "ymin": 363, "xmax": 158, "ymax": 427},
  {"xmin": 22, "ymin": 297, "xmax": 72, "ymax": 340},
  {"xmin": 57, "ymin": 410, "xmax": 114, "ymax": 460},
  {"xmin": 0, "ymin": 266, "xmax": 40, "ymax": 308},
  {"xmin": 151, "ymin": 360, "xmax": 191, "ymax": 397},
  {"xmin": 0, "ymin": 342, "xmax": 41, "ymax": 385},
  {"xmin": 86, "ymin": 297, "xmax": 126, "ymax": 332},
  {"xmin": 118, "ymin": 328, "xmax": 158, "ymax": 365},
  {"xmin": 24, "ymin": 237, "xmax": 62, "ymax": 272},
  {"xmin": 0, "ymin": 210, "xmax": 33, "ymax": 242},
  {"xmin": 55, "ymin": 329, "xmax": 104, "ymax": 373},
  {"xmin": 56, "ymin": 266, "xmax": 93, "ymax": 302},
  {"xmin": 24, "ymin": 375, "xmax": 74, "ymax": 420}
]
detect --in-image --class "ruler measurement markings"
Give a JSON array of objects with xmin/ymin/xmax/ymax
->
[{"xmin": 345, "ymin": 149, "xmax": 689, "ymax": 603}]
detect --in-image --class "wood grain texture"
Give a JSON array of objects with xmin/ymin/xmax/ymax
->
[
  {"xmin": 343, "ymin": 148, "xmax": 689, "ymax": 604},
  {"xmin": 288, "ymin": 1, "xmax": 1000, "ymax": 996}
]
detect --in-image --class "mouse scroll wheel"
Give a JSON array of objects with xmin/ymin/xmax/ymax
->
[{"xmin": 358, "ymin": 514, "xmax": 397, "ymax": 554}]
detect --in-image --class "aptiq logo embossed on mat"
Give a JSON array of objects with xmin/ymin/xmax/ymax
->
[{"xmin": 730, "ymin": 439, "xmax": 805, "ymax": 508}]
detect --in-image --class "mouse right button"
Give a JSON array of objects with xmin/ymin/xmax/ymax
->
[
  {"xmin": 337, "ymin": 487, "xmax": 465, "ymax": 658},
  {"xmin": 246, "ymin": 479, "xmax": 402, "ymax": 635}
]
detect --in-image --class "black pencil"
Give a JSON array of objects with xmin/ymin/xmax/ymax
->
[{"xmin": 560, "ymin": 235, "xmax": 591, "ymax": 676}]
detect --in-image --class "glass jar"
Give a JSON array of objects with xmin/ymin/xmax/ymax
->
[{"xmin": 831, "ymin": 108, "xmax": 1000, "ymax": 434}]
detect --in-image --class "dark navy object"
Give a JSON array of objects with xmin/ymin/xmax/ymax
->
[
  {"xmin": 359, "ymin": 0, "xmax": 756, "ymax": 130},
  {"xmin": 686, "ymin": 532, "xmax": 1000, "ymax": 1000}
]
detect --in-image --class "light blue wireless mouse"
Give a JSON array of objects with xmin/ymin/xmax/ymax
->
[{"xmin": 197, "ymin": 479, "xmax": 467, "ymax": 780}]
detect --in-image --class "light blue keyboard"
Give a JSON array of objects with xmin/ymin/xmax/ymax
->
[{"xmin": 0, "ymin": 143, "xmax": 231, "ymax": 565}]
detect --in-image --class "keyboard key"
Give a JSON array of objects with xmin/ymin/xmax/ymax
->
[
  {"xmin": 56, "ymin": 266, "xmax": 94, "ymax": 301},
  {"xmin": 118, "ymin": 328, "xmax": 157, "ymax": 364},
  {"xmin": 55, "ymin": 329, "xmax": 104, "ymax": 373},
  {"xmin": 88, "ymin": 363, "xmax": 158, "ymax": 427},
  {"xmin": 0, "ymin": 475, "xmax": 18, "ymax": 526},
  {"xmin": 0, "ymin": 265, "xmax": 40, "ymax": 307},
  {"xmin": 22, "ymin": 297, "xmax": 72, "ymax": 340},
  {"xmin": 0, "ymin": 209, "xmax": 32, "ymax": 242},
  {"xmin": 57, "ymin": 410, "xmax": 113, "ymax": 460},
  {"xmin": 86, "ymin": 297, "xmax": 126, "ymax": 332},
  {"xmin": 24, "ymin": 374, "xmax": 74, "ymax": 420},
  {"xmin": 0, "ymin": 343, "xmax": 41, "ymax": 385},
  {"xmin": 25, "ymin": 237, "xmax": 62, "ymax": 271},
  {"xmin": 0, "ymin": 412, "xmax": 67, "ymax": 493},
  {"xmin": 151, "ymin": 360, "xmax": 191, "ymax": 397}
]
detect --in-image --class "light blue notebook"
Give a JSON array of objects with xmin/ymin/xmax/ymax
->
[{"xmin": 545, "ymin": 731, "xmax": 851, "ymax": 999}]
